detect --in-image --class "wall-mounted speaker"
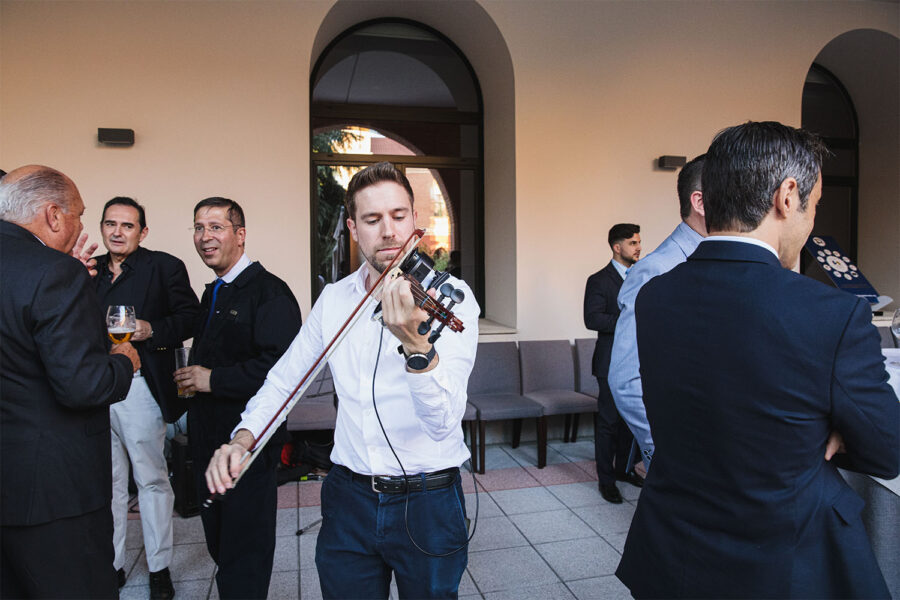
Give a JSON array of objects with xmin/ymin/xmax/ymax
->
[
  {"xmin": 98, "ymin": 128, "xmax": 134, "ymax": 146},
  {"xmin": 657, "ymin": 155, "xmax": 686, "ymax": 170}
]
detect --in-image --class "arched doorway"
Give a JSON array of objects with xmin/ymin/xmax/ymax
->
[
  {"xmin": 801, "ymin": 29, "xmax": 899, "ymax": 309},
  {"xmin": 801, "ymin": 63, "xmax": 859, "ymax": 261},
  {"xmin": 310, "ymin": 19, "xmax": 484, "ymax": 308}
]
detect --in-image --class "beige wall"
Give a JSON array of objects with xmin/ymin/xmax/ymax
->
[
  {"xmin": 480, "ymin": 0, "xmax": 898, "ymax": 340},
  {"xmin": 0, "ymin": 0, "xmax": 332, "ymax": 309},
  {"xmin": 1, "ymin": 0, "xmax": 897, "ymax": 340}
]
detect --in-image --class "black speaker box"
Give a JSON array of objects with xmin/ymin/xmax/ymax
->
[
  {"xmin": 657, "ymin": 155, "xmax": 686, "ymax": 169},
  {"xmin": 98, "ymin": 128, "xmax": 135, "ymax": 146},
  {"xmin": 169, "ymin": 433, "xmax": 199, "ymax": 517}
]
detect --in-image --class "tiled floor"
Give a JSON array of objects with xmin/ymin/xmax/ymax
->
[{"xmin": 120, "ymin": 440, "xmax": 639, "ymax": 599}]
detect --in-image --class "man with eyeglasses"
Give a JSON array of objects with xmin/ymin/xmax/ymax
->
[
  {"xmin": 174, "ymin": 197, "xmax": 301, "ymax": 599},
  {"xmin": 93, "ymin": 196, "xmax": 200, "ymax": 598}
]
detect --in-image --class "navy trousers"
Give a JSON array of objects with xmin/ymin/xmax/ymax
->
[
  {"xmin": 594, "ymin": 376, "xmax": 635, "ymax": 484},
  {"xmin": 316, "ymin": 464, "xmax": 469, "ymax": 599}
]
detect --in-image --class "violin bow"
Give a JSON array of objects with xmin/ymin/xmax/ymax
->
[{"xmin": 203, "ymin": 228, "xmax": 426, "ymax": 507}]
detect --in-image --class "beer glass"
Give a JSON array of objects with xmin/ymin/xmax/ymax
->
[
  {"xmin": 175, "ymin": 347, "xmax": 194, "ymax": 398},
  {"xmin": 106, "ymin": 305, "xmax": 136, "ymax": 344}
]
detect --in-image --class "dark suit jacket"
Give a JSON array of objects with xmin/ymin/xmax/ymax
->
[
  {"xmin": 617, "ymin": 241, "xmax": 899, "ymax": 599},
  {"xmin": 584, "ymin": 261, "xmax": 624, "ymax": 378},
  {"xmin": 94, "ymin": 247, "xmax": 200, "ymax": 422},
  {"xmin": 0, "ymin": 220, "xmax": 134, "ymax": 526},
  {"xmin": 188, "ymin": 262, "xmax": 302, "ymax": 462}
]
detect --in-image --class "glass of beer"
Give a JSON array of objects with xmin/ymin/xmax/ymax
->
[
  {"xmin": 106, "ymin": 305, "xmax": 136, "ymax": 344},
  {"xmin": 175, "ymin": 347, "xmax": 194, "ymax": 398}
]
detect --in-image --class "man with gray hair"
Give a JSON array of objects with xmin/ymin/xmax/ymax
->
[{"xmin": 0, "ymin": 165, "xmax": 140, "ymax": 598}]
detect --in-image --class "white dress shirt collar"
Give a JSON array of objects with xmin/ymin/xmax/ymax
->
[{"xmin": 219, "ymin": 253, "xmax": 252, "ymax": 284}]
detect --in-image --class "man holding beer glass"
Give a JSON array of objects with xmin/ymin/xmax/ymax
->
[{"xmin": 93, "ymin": 197, "xmax": 199, "ymax": 599}]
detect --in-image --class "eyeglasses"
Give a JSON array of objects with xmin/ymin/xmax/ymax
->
[{"xmin": 190, "ymin": 224, "xmax": 243, "ymax": 235}]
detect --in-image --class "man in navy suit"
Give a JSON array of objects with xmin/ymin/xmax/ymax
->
[
  {"xmin": 174, "ymin": 197, "xmax": 302, "ymax": 599},
  {"xmin": 616, "ymin": 121, "xmax": 899, "ymax": 598},
  {"xmin": 93, "ymin": 196, "xmax": 200, "ymax": 597},
  {"xmin": 584, "ymin": 223, "xmax": 642, "ymax": 503}
]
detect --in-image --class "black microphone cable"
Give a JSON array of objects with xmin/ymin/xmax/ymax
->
[{"xmin": 370, "ymin": 326, "xmax": 479, "ymax": 557}]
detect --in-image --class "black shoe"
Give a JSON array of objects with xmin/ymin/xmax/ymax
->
[
  {"xmin": 117, "ymin": 568, "xmax": 126, "ymax": 589},
  {"xmin": 149, "ymin": 567, "xmax": 175, "ymax": 600},
  {"xmin": 617, "ymin": 472, "xmax": 644, "ymax": 488},
  {"xmin": 599, "ymin": 483, "xmax": 623, "ymax": 504}
]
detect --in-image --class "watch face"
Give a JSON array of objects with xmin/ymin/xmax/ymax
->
[{"xmin": 406, "ymin": 354, "xmax": 430, "ymax": 370}]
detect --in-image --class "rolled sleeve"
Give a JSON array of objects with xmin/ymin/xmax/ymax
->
[{"xmin": 406, "ymin": 287, "xmax": 479, "ymax": 441}]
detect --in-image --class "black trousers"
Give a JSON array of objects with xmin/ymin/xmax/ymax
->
[
  {"xmin": 594, "ymin": 376, "xmax": 635, "ymax": 484},
  {"xmin": 194, "ymin": 445, "xmax": 278, "ymax": 600},
  {"xmin": 1, "ymin": 505, "xmax": 117, "ymax": 599}
]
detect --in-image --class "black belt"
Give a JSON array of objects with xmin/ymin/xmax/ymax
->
[{"xmin": 338, "ymin": 465, "xmax": 458, "ymax": 494}]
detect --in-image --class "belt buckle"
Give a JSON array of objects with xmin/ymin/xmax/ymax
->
[{"xmin": 371, "ymin": 477, "xmax": 381, "ymax": 493}]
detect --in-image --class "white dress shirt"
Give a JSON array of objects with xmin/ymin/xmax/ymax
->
[{"xmin": 236, "ymin": 264, "xmax": 480, "ymax": 475}]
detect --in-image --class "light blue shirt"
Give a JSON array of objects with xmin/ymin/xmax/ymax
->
[
  {"xmin": 608, "ymin": 221, "xmax": 704, "ymax": 467},
  {"xmin": 611, "ymin": 258, "xmax": 628, "ymax": 280}
]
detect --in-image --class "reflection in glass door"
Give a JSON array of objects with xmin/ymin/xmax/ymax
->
[{"xmin": 313, "ymin": 164, "xmax": 362, "ymax": 298}]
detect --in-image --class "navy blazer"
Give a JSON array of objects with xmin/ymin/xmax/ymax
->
[
  {"xmin": 94, "ymin": 247, "xmax": 200, "ymax": 422},
  {"xmin": 0, "ymin": 221, "xmax": 133, "ymax": 525},
  {"xmin": 188, "ymin": 262, "xmax": 302, "ymax": 461},
  {"xmin": 584, "ymin": 261, "xmax": 624, "ymax": 378},
  {"xmin": 617, "ymin": 240, "xmax": 899, "ymax": 599}
]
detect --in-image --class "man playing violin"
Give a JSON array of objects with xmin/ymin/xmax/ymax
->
[{"xmin": 206, "ymin": 162, "xmax": 480, "ymax": 599}]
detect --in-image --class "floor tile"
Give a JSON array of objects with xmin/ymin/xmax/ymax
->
[
  {"xmin": 458, "ymin": 569, "xmax": 479, "ymax": 596},
  {"xmin": 567, "ymin": 574, "xmax": 632, "ymax": 600},
  {"xmin": 125, "ymin": 518, "xmax": 144, "ymax": 550},
  {"xmin": 121, "ymin": 577, "xmax": 211, "ymax": 599},
  {"xmin": 268, "ymin": 569, "xmax": 299, "ymax": 599},
  {"xmin": 298, "ymin": 529, "xmax": 318, "ymax": 568},
  {"xmin": 572, "ymin": 460, "xmax": 599, "ymax": 479},
  {"xmin": 272, "ymin": 535, "xmax": 299, "ymax": 572},
  {"xmin": 465, "ymin": 489, "xmax": 504, "ymax": 518},
  {"xmin": 299, "ymin": 568, "xmax": 323, "ymax": 600},
  {"xmin": 489, "ymin": 486, "xmax": 566, "ymax": 515},
  {"xmin": 467, "ymin": 546, "xmax": 560, "ymax": 593},
  {"xmin": 479, "ymin": 444, "xmax": 523, "ymax": 471},
  {"xmin": 571, "ymin": 503, "xmax": 635, "ymax": 536},
  {"xmin": 468, "ymin": 515, "xmax": 529, "ymax": 552},
  {"xmin": 298, "ymin": 505, "xmax": 324, "ymax": 530},
  {"xmin": 277, "ymin": 483, "xmax": 298, "ymax": 508},
  {"xmin": 600, "ymin": 531, "xmax": 628, "ymax": 554},
  {"xmin": 484, "ymin": 582, "xmax": 576, "ymax": 599},
  {"xmin": 504, "ymin": 442, "xmax": 568, "ymax": 468},
  {"xmin": 474, "ymin": 466, "xmax": 541, "ymax": 492},
  {"xmin": 276, "ymin": 507, "xmax": 298, "ymax": 536},
  {"xmin": 122, "ymin": 548, "xmax": 142, "ymax": 579},
  {"xmin": 298, "ymin": 481, "xmax": 323, "ymax": 507},
  {"xmin": 525, "ymin": 461, "xmax": 596, "ymax": 486},
  {"xmin": 550, "ymin": 440, "xmax": 596, "ymax": 462},
  {"xmin": 173, "ymin": 515, "xmax": 206, "ymax": 544},
  {"xmin": 535, "ymin": 536, "xmax": 621, "ymax": 580},
  {"xmin": 509, "ymin": 509, "xmax": 597, "ymax": 545},
  {"xmin": 545, "ymin": 482, "xmax": 609, "ymax": 509},
  {"xmin": 619, "ymin": 482, "xmax": 642, "ymax": 501}
]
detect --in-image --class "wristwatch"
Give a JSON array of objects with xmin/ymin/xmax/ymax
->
[{"xmin": 402, "ymin": 344, "xmax": 436, "ymax": 371}]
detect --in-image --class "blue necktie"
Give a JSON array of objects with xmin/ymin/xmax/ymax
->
[{"xmin": 204, "ymin": 278, "xmax": 224, "ymax": 331}]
